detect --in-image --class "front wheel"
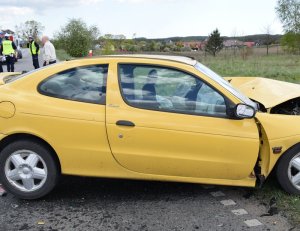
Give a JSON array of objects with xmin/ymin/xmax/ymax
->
[
  {"xmin": 0, "ymin": 140, "xmax": 59, "ymax": 199},
  {"xmin": 276, "ymin": 144, "xmax": 300, "ymax": 195}
]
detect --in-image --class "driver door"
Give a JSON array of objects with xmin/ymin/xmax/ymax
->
[{"xmin": 106, "ymin": 63, "xmax": 259, "ymax": 180}]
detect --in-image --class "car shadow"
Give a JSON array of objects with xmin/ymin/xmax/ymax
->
[
  {"xmin": 46, "ymin": 176, "xmax": 210, "ymax": 202},
  {"xmin": 46, "ymin": 174, "xmax": 279, "ymax": 203}
]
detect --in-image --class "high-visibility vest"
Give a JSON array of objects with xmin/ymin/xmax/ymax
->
[
  {"xmin": 2, "ymin": 40, "xmax": 14, "ymax": 55},
  {"xmin": 30, "ymin": 41, "xmax": 40, "ymax": 55}
]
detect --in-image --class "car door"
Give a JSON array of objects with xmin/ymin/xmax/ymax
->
[{"xmin": 106, "ymin": 62, "xmax": 259, "ymax": 180}]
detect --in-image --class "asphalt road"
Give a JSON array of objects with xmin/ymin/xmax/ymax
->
[
  {"xmin": 0, "ymin": 177, "xmax": 295, "ymax": 231},
  {"xmin": 0, "ymin": 52, "xmax": 296, "ymax": 231}
]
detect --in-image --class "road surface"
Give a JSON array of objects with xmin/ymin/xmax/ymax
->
[{"xmin": 0, "ymin": 177, "xmax": 295, "ymax": 231}]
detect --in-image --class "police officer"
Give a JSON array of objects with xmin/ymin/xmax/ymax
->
[
  {"xmin": 28, "ymin": 36, "xmax": 40, "ymax": 69},
  {"xmin": 1, "ymin": 33, "xmax": 17, "ymax": 72}
]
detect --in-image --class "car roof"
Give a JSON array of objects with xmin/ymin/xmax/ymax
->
[{"xmin": 82, "ymin": 54, "xmax": 198, "ymax": 66}]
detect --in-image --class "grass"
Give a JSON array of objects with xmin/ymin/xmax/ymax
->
[
  {"xmin": 256, "ymin": 175, "xmax": 300, "ymax": 226},
  {"xmin": 200, "ymin": 55, "xmax": 300, "ymax": 83}
]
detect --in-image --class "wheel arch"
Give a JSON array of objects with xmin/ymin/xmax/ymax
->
[
  {"xmin": 275, "ymin": 142, "xmax": 300, "ymax": 166},
  {"xmin": 0, "ymin": 133, "xmax": 61, "ymax": 173}
]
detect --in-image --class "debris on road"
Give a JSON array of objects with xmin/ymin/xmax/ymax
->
[
  {"xmin": 11, "ymin": 204, "xmax": 19, "ymax": 209},
  {"xmin": 37, "ymin": 221, "xmax": 45, "ymax": 225},
  {"xmin": 0, "ymin": 184, "xmax": 7, "ymax": 197}
]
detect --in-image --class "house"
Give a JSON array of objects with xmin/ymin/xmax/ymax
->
[
  {"xmin": 243, "ymin": 42, "xmax": 255, "ymax": 48},
  {"xmin": 223, "ymin": 40, "xmax": 244, "ymax": 48},
  {"xmin": 183, "ymin": 41, "xmax": 206, "ymax": 50}
]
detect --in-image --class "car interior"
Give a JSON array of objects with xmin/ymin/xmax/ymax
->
[
  {"xmin": 120, "ymin": 65, "xmax": 227, "ymax": 116},
  {"xmin": 39, "ymin": 65, "xmax": 108, "ymax": 104}
]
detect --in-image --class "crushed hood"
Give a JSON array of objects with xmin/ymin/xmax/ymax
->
[{"xmin": 224, "ymin": 77, "xmax": 300, "ymax": 109}]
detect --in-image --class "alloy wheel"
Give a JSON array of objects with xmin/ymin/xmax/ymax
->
[{"xmin": 4, "ymin": 150, "xmax": 48, "ymax": 192}]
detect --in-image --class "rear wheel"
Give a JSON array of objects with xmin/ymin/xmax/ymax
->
[
  {"xmin": 276, "ymin": 145, "xmax": 300, "ymax": 195},
  {"xmin": 0, "ymin": 140, "xmax": 59, "ymax": 199}
]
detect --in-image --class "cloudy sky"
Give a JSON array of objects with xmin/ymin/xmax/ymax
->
[{"xmin": 0, "ymin": 0, "xmax": 283, "ymax": 39}]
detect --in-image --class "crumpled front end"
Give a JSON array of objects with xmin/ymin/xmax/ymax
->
[{"xmin": 224, "ymin": 77, "xmax": 300, "ymax": 114}]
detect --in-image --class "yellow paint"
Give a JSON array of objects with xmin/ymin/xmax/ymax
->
[{"xmin": 0, "ymin": 56, "xmax": 298, "ymax": 189}]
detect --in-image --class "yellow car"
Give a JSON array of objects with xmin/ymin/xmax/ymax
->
[{"xmin": 0, "ymin": 55, "xmax": 300, "ymax": 199}]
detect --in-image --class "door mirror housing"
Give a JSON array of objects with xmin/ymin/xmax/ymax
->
[{"xmin": 234, "ymin": 104, "xmax": 256, "ymax": 119}]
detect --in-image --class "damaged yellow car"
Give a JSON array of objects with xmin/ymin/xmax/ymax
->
[{"xmin": 0, "ymin": 55, "xmax": 300, "ymax": 199}]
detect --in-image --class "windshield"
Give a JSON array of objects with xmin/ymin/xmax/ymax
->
[{"xmin": 194, "ymin": 62, "xmax": 257, "ymax": 109}]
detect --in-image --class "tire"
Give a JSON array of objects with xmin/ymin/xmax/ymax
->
[
  {"xmin": 0, "ymin": 140, "xmax": 59, "ymax": 199},
  {"xmin": 276, "ymin": 144, "xmax": 300, "ymax": 195}
]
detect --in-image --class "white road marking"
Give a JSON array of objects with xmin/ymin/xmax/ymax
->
[
  {"xmin": 244, "ymin": 219, "xmax": 263, "ymax": 227},
  {"xmin": 231, "ymin": 209, "xmax": 248, "ymax": 216},
  {"xmin": 210, "ymin": 191, "xmax": 225, "ymax": 197},
  {"xmin": 220, "ymin": 199, "xmax": 236, "ymax": 206}
]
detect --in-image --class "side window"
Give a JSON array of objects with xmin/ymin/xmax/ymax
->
[
  {"xmin": 119, "ymin": 64, "xmax": 227, "ymax": 116},
  {"xmin": 39, "ymin": 65, "xmax": 108, "ymax": 104}
]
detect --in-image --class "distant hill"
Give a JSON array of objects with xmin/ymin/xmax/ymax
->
[{"xmin": 136, "ymin": 34, "xmax": 282, "ymax": 43}]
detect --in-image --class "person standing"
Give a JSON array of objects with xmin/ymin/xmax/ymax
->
[
  {"xmin": 0, "ymin": 50, "xmax": 3, "ymax": 73},
  {"xmin": 0, "ymin": 32, "xmax": 3, "ymax": 73},
  {"xmin": 1, "ymin": 33, "xmax": 17, "ymax": 72},
  {"xmin": 42, "ymin": 36, "xmax": 56, "ymax": 66},
  {"xmin": 28, "ymin": 36, "xmax": 40, "ymax": 69}
]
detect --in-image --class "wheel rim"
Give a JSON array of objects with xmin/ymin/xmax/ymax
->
[
  {"xmin": 4, "ymin": 150, "xmax": 48, "ymax": 192},
  {"xmin": 288, "ymin": 152, "xmax": 300, "ymax": 190}
]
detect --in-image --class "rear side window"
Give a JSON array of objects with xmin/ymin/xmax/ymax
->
[{"xmin": 38, "ymin": 65, "xmax": 108, "ymax": 104}]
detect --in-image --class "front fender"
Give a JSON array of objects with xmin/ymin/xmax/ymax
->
[{"xmin": 255, "ymin": 112, "xmax": 300, "ymax": 176}]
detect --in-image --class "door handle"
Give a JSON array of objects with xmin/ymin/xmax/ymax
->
[{"xmin": 116, "ymin": 120, "xmax": 135, "ymax": 127}]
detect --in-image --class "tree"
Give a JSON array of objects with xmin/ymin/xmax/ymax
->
[
  {"xmin": 276, "ymin": 0, "xmax": 300, "ymax": 33},
  {"xmin": 281, "ymin": 32, "xmax": 300, "ymax": 53},
  {"xmin": 263, "ymin": 24, "xmax": 273, "ymax": 55},
  {"xmin": 99, "ymin": 34, "xmax": 115, "ymax": 55},
  {"xmin": 205, "ymin": 29, "xmax": 224, "ymax": 56},
  {"xmin": 276, "ymin": 0, "xmax": 300, "ymax": 53},
  {"xmin": 55, "ymin": 18, "xmax": 100, "ymax": 57},
  {"xmin": 15, "ymin": 20, "xmax": 44, "ymax": 40}
]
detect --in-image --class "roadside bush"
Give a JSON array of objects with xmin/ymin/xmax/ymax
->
[{"xmin": 55, "ymin": 18, "xmax": 99, "ymax": 57}]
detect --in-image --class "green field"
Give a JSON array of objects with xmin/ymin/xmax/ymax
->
[
  {"xmin": 201, "ymin": 55, "xmax": 300, "ymax": 83},
  {"xmin": 162, "ymin": 51, "xmax": 300, "ymax": 83}
]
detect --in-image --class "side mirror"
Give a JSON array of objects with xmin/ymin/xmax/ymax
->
[{"xmin": 235, "ymin": 104, "xmax": 256, "ymax": 119}]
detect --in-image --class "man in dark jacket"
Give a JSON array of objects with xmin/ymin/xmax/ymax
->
[
  {"xmin": 28, "ymin": 36, "xmax": 40, "ymax": 69},
  {"xmin": 1, "ymin": 34, "xmax": 17, "ymax": 72}
]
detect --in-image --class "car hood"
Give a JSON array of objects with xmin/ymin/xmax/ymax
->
[
  {"xmin": 0, "ymin": 72, "xmax": 22, "ymax": 85},
  {"xmin": 224, "ymin": 77, "xmax": 300, "ymax": 109}
]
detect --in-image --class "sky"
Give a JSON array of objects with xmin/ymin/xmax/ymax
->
[{"xmin": 0, "ymin": 0, "xmax": 283, "ymax": 39}]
